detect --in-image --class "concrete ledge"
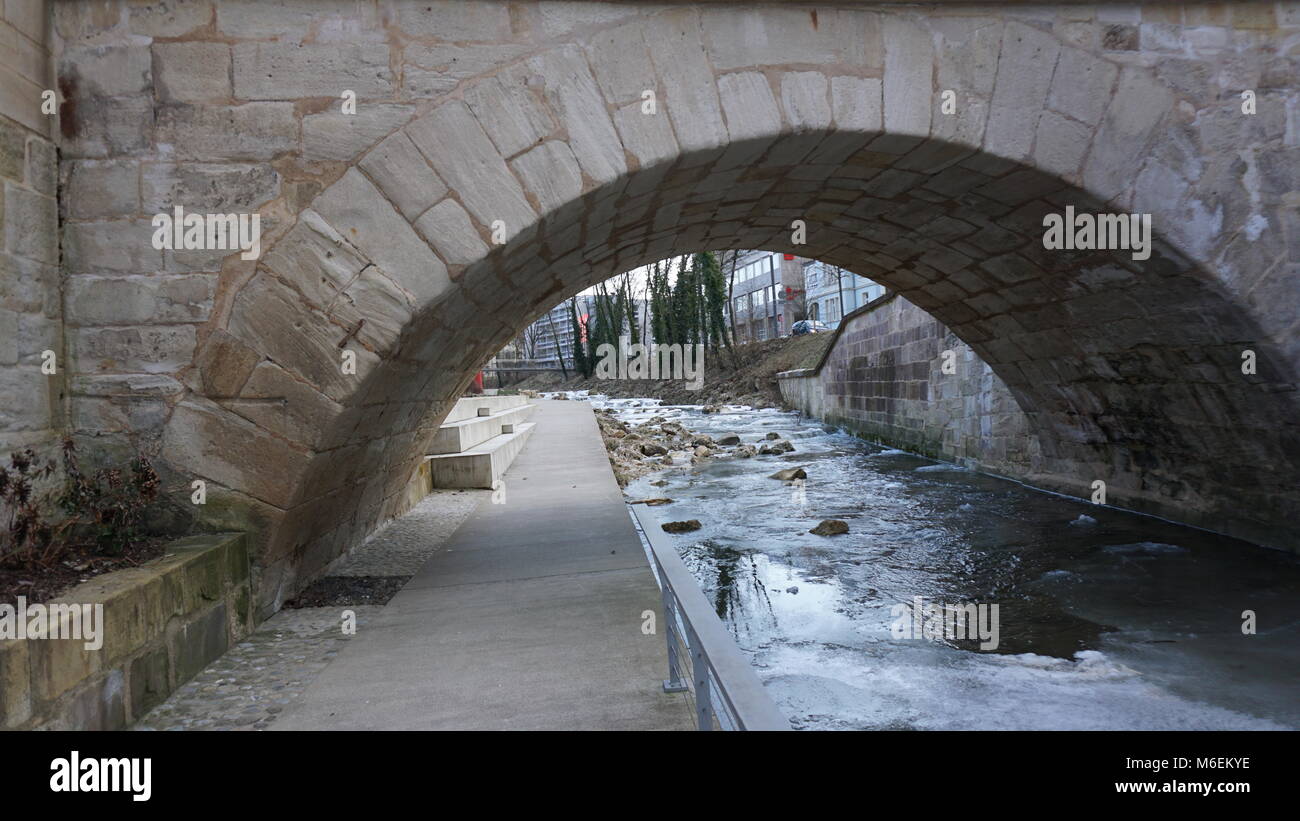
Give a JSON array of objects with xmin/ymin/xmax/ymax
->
[
  {"xmin": 426, "ymin": 421, "xmax": 536, "ymax": 489},
  {"xmin": 775, "ymin": 368, "xmax": 816, "ymax": 380},
  {"xmin": 442, "ymin": 394, "xmax": 528, "ymax": 424},
  {"xmin": 0, "ymin": 533, "xmax": 253, "ymax": 730},
  {"xmin": 429, "ymin": 403, "xmax": 536, "ymax": 454}
]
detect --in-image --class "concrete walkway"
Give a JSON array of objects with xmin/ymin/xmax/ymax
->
[{"xmin": 273, "ymin": 399, "xmax": 693, "ymax": 730}]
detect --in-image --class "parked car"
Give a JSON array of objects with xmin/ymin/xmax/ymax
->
[{"xmin": 792, "ymin": 319, "xmax": 831, "ymax": 335}]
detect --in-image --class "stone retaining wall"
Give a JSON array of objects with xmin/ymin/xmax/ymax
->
[
  {"xmin": 0, "ymin": 532, "xmax": 253, "ymax": 730},
  {"xmin": 778, "ymin": 292, "xmax": 1040, "ymax": 478},
  {"xmin": 0, "ymin": 0, "xmax": 63, "ymax": 465}
]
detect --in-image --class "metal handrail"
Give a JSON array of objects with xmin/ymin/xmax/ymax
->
[{"xmin": 629, "ymin": 505, "xmax": 791, "ymax": 731}]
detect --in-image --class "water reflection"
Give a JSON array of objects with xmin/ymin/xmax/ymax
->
[{"xmin": 591, "ymin": 394, "xmax": 1300, "ymax": 731}]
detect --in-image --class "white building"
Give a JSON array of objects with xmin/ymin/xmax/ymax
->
[{"xmin": 802, "ymin": 260, "xmax": 886, "ymax": 329}]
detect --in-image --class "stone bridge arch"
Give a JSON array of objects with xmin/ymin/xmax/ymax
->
[{"xmin": 52, "ymin": 2, "xmax": 1298, "ymax": 614}]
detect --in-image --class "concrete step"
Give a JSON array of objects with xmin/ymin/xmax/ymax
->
[
  {"xmin": 427, "ymin": 422, "xmax": 536, "ymax": 489},
  {"xmin": 429, "ymin": 403, "xmax": 536, "ymax": 455},
  {"xmin": 444, "ymin": 394, "xmax": 528, "ymax": 424}
]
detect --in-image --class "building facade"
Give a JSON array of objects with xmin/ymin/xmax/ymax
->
[
  {"xmin": 723, "ymin": 250, "xmax": 808, "ymax": 342},
  {"xmin": 802, "ymin": 260, "xmax": 887, "ymax": 329}
]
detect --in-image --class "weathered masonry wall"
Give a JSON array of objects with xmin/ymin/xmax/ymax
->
[
  {"xmin": 0, "ymin": 533, "xmax": 253, "ymax": 730},
  {"xmin": 17, "ymin": 0, "xmax": 1300, "ymax": 613},
  {"xmin": 779, "ymin": 293, "xmax": 1040, "ymax": 478},
  {"xmin": 0, "ymin": 0, "xmax": 63, "ymax": 460}
]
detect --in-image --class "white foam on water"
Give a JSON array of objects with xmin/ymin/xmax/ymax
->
[
  {"xmin": 757, "ymin": 642, "xmax": 1290, "ymax": 731},
  {"xmin": 1102, "ymin": 541, "xmax": 1187, "ymax": 555},
  {"xmin": 1070, "ymin": 514, "xmax": 1098, "ymax": 526}
]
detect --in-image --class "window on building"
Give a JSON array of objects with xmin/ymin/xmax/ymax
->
[
  {"xmin": 810, "ymin": 302, "xmax": 820, "ymax": 321},
  {"xmin": 827, "ymin": 297, "xmax": 841, "ymax": 322}
]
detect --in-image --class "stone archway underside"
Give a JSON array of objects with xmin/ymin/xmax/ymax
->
[{"xmin": 51, "ymin": 3, "xmax": 1296, "ymax": 614}]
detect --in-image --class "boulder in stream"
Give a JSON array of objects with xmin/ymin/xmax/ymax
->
[{"xmin": 810, "ymin": 519, "xmax": 849, "ymax": 536}]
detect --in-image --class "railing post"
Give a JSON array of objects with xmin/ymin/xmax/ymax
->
[
  {"xmin": 661, "ymin": 585, "xmax": 687, "ymax": 694},
  {"xmin": 687, "ymin": 622, "xmax": 712, "ymax": 731}
]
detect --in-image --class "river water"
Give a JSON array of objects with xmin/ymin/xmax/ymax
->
[{"xmin": 576, "ymin": 394, "xmax": 1300, "ymax": 731}]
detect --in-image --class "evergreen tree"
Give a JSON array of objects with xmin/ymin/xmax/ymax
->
[{"xmin": 696, "ymin": 251, "xmax": 731, "ymax": 353}]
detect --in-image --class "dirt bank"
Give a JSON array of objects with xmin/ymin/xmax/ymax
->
[{"xmin": 513, "ymin": 333, "xmax": 831, "ymax": 409}]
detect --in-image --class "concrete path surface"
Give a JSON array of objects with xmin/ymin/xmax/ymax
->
[{"xmin": 273, "ymin": 399, "xmax": 694, "ymax": 730}]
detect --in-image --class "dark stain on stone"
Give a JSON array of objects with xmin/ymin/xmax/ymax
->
[
  {"xmin": 810, "ymin": 9, "xmax": 818, "ymax": 29},
  {"xmin": 58, "ymin": 75, "xmax": 78, "ymax": 140}
]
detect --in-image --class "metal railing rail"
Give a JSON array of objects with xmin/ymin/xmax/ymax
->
[{"xmin": 629, "ymin": 505, "xmax": 791, "ymax": 731}]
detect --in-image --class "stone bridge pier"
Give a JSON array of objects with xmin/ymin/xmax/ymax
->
[{"xmin": 4, "ymin": 0, "xmax": 1296, "ymax": 617}]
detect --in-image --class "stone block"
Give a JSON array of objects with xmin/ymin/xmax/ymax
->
[
  {"xmin": 261, "ymin": 209, "xmax": 369, "ymax": 308},
  {"xmin": 303, "ymin": 104, "xmax": 414, "ymax": 163},
  {"xmin": 0, "ymin": 638, "xmax": 31, "ymax": 728},
  {"xmin": 24, "ymin": 137, "xmax": 56, "ymax": 196},
  {"xmin": 1033, "ymin": 110, "xmax": 1092, "ymax": 177},
  {"xmin": 511, "ymin": 140, "xmax": 584, "ymax": 213},
  {"xmin": 225, "ymin": 273, "xmax": 380, "ymax": 403},
  {"xmin": 613, "ymin": 102, "xmax": 678, "ymax": 172},
  {"xmin": 464, "ymin": 75, "xmax": 557, "ymax": 160},
  {"xmin": 586, "ymin": 20, "xmax": 655, "ymax": 106},
  {"xmin": 0, "ymin": 117, "xmax": 24, "ymax": 179},
  {"xmin": 4, "ymin": 182, "xmax": 56, "ymax": 263},
  {"xmin": 29, "ymin": 631, "xmax": 100, "ymax": 706},
  {"xmin": 71, "ymin": 324, "xmax": 197, "ymax": 373},
  {"xmin": 61, "ymin": 94, "xmax": 154, "ymax": 159},
  {"xmin": 156, "ymin": 103, "xmax": 297, "ymax": 161},
  {"xmin": 67, "ymin": 274, "xmax": 215, "ymax": 327},
  {"xmin": 194, "ymin": 328, "xmax": 261, "ymax": 398},
  {"xmin": 216, "ymin": 0, "xmax": 377, "ymax": 40},
  {"xmin": 781, "ymin": 71, "xmax": 832, "ymax": 132},
  {"xmin": 406, "ymin": 101, "xmax": 536, "ymax": 242},
  {"xmin": 60, "ymin": 216, "xmax": 155, "ymax": 279},
  {"xmin": 0, "ymin": 367, "xmax": 51, "ymax": 431},
  {"xmin": 65, "ymin": 670, "xmax": 127, "ymax": 731},
  {"xmin": 357, "ymin": 131, "xmax": 447, "ymax": 222},
  {"xmin": 233, "ymin": 360, "xmax": 344, "ymax": 451},
  {"xmin": 60, "ymin": 45, "xmax": 152, "ymax": 97},
  {"xmin": 985, "ymin": 22, "xmax": 1062, "ymax": 161},
  {"xmin": 162, "ymin": 398, "xmax": 313, "ymax": 508},
  {"xmin": 233, "ymin": 43, "xmax": 392, "ymax": 99},
  {"xmin": 1048, "ymin": 46, "xmax": 1119, "ymax": 127},
  {"xmin": 128, "ymin": 646, "xmax": 169, "ymax": 720},
  {"xmin": 153, "ymin": 42, "xmax": 231, "ymax": 103},
  {"xmin": 403, "ymin": 44, "xmax": 530, "ymax": 99},
  {"xmin": 702, "ymin": 6, "xmax": 874, "ymax": 70},
  {"xmin": 64, "ymin": 159, "xmax": 140, "ymax": 219},
  {"xmin": 413, "ymin": 198, "xmax": 488, "ymax": 267},
  {"xmin": 718, "ymin": 71, "xmax": 781, "ymax": 157},
  {"xmin": 645, "ymin": 10, "xmax": 727, "ymax": 156},
  {"xmin": 172, "ymin": 602, "xmax": 228, "ymax": 684},
  {"xmin": 882, "ymin": 16, "xmax": 933, "ymax": 140},
  {"xmin": 1083, "ymin": 67, "xmax": 1173, "ymax": 202},
  {"xmin": 130, "ymin": 0, "xmax": 213, "ymax": 38},
  {"xmin": 311, "ymin": 168, "xmax": 452, "ymax": 307},
  {"xmin": 142, "ymin": 162, "xmax": 280, "ymax": 214},
  {"xmin": 395, "ymin": 1, "xmax": 512, "ymax": 41},
  {"xmin": 526, "ymin": 47, "xmax": 626, "ymax": 185}
]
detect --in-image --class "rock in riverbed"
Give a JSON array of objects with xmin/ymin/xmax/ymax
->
[
  {"xmin": 769, "ymin": 468, "xmax": 807, "ymax": 481},
  {"xmin": 810, "ymin": 519, "xmax": 849, "ymax": 536},
  {"xmin": 662, "ymin": 520, "xmax": 702, "ymax": 533}
]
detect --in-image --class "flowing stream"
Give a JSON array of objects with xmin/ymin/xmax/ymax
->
[{"xmin": 579, "ymin": 394, "xmax": 1300, "ymax": 731}]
